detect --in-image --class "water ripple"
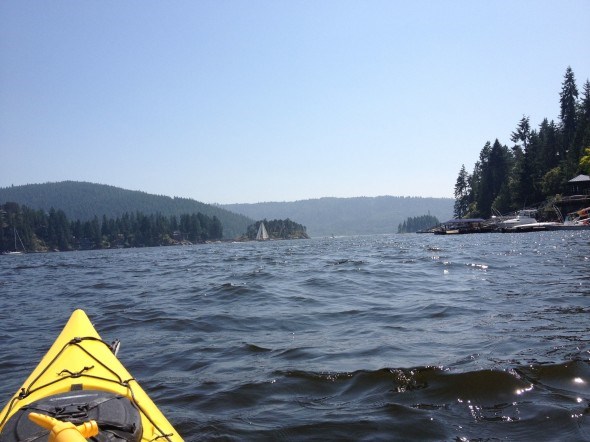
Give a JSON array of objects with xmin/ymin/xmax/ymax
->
[{"xmin": 1, "ymin": 232, "xmax": 589, "ymax": 440}]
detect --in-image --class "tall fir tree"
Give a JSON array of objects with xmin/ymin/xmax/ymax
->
[
  {"xmin": 537, "ymin": 119, "xmax": 560, "ymax": 174},
  {"xmin": 453, "ymin": 164, "xmax": 471, "ymax": 218},
  {"xmin": 559, "ymin": 66, "xmax": 579, "ymax": 157},
  {"xmin": 577, "ymin": 79, "xmax": 590, "ymax": 167},
  {"xmin": 510, "ymin": 115, "xmax": 531, "ymax": 151}
]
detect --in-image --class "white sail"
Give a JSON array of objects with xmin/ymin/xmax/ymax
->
[{"xmin": 256, "ymin": 222, "xmax": 269, "ymax": 240}]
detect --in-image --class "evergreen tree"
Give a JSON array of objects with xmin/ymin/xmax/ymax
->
[
  {"xmin": 169, "ymin": 215, "xmax": 178, "ymax": 232},
  {"xmin": 71, "ymin": 219, "xmax": 82, "ymax": 247},
  {"xmin": 471, "ymin": 140, "xmax": 513, "ymax": 217},
  {"xmin": 576, "ymin": 80, "xmax": 590, "ymax": 168},
  {"xmin": 508, "ymin": 116, "xmax": 537, "ymax": 210},
  {"xmin": 560, "ymin": 66, "xmax": 579, "ymax": 157},
  {"xmin": 90, "ymin": 216, "xmax": 101, "ymax": 248},
  {"xmin": 211, "ymin": 216, "xmax": 223, "ymax": 239},
  {"xmin": 537, "ymin": 119, "xmax": 561, "ymax": 175},
  {"xmin": 47, "ymin": 208, "xmax": 58, "ymax": 246},
  {"xmin": 453, "ymin": 164, "xmax": 471, "ymax": 218},
  {"xmin": 51, "ymin": 209, "xmax": 72, "ymax": 250},
  {"xmin": 510, "ymin": 115, "xmax": 531, "ymax": 151},
  {"xmin": 582, "ymin": 80, "xmax": 590, "ymax": 118},
  {"xmin": 101, "ymin": 215, "xmax": 110, "ymax": 237}
]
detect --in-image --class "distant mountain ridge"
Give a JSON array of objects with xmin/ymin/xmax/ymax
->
[
  {"xmin": 223, "ymin": 196, "xmax": 454, "ymax": 237},
  {"xmin": 0, "ymin": 182, "xmax": 454, "ymax": 238},
  {"xmin": 0, "ymin": 181, "xmax": 253, "ymax": 239}
]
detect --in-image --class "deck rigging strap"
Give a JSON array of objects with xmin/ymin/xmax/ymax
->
[
  {"xmin": 23, "ymin": 394, "xmax": 126, "ymax": 418},
  {"xmin": 0, "ymin": 337, "xmax": 174, "ymax": 442}
]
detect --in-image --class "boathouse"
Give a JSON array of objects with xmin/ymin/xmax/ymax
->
[
  {"xmin": 553, "ymin": 174, "xmax": 590, "ymax": 217},
  {"xmin": 567, "ymin": 174, "xmax": 590, "ymax": 195}
]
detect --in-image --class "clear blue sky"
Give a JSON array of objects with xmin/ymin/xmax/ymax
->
[{"xmin": 1, "ymin": 1, "xmax": 589, "ymax": 204}]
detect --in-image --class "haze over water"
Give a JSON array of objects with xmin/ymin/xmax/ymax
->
[{"xmin": 1, "ymin": 232, "xmax": 589, "ymax": 440}]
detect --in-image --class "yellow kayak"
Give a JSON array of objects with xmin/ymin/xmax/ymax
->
[{"xmin": 0, "ymin": 309, "xmax": 183, "ymax": 441}]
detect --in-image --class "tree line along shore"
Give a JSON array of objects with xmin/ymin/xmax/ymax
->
[
  {"xmin": 0, "ymin": 202, "xmax": 310, "ymax": 253},
  {"xmin": 454, "ymin": 67, "xmax": 590, "ymax": 219},
  {"xmin": 0, "ymin": 202, "xmax": 223, "ymax": 252}
]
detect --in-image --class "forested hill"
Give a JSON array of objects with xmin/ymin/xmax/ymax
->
[
  {"xmin": 223, "ymin": 196, "xmax": 453, "ymax": 237},
  {"xmin": 0, "ymin": 181, "xmax": 253, "ymax": 239}
]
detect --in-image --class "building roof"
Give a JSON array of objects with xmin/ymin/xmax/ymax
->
[{"xmin": 568, "ymin": 174, "xmax": 590, "ymax": 183}]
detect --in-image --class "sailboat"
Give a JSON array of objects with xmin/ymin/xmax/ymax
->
[
  {"xmin": 5, "ymin": 227, "xmax": 26, "ymax": 254},
  {"xmin": 256, "ymin": 222, "xmax": 269, "ymax": 241}
]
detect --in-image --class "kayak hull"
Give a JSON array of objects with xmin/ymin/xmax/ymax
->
[{"xmin": 0, "ymin": 309, "xmax": 182, "ymax": 441}]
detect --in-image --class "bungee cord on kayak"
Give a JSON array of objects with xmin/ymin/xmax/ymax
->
[
  {"xmin": 0, "ymin": 311, "xmax": 181, "ymax": 441},
  {"xmin": 2, "ymin": 337, "xmax": 173, "ymax": 441}
]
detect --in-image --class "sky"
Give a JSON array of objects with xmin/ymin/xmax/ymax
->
[{"xmin": 1, "ymin": 1, "xmax": 590, "ymax": 204}]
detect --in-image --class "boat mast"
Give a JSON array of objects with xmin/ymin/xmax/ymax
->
[{"xmin": 14, "ymin": 227, "xmax": 25, "ymax": 252}]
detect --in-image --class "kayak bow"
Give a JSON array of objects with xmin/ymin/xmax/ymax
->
[{"xmin": 0, "ymin": 309, "xmax": 183, "ymax": 441}]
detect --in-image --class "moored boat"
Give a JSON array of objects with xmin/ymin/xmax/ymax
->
[
  {"xmin": 494, "ymin": 209, "xmax": 560, "ymax": 232},
  {"xmin": 495, "ymin": 209, "xmax": 536, "ymax": 231},
  {"xmin": 0, "ymin": 310, "xmax": 183, "ymax": 441},
  {"xmin": 499, "ymin": 221, "xmax": 561, "ymax": 232},
  {"xmin": 564, "ymin": 206, "xmax": 590, "ymax": 226},
  {"xmin": 549, "ymin": 206, "xmax": 590, "ymax": 230}
]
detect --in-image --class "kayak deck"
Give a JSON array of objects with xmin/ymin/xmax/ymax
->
[{"xmin": 0, "ymin": 309, "xmax": 183, "ymax": 441}]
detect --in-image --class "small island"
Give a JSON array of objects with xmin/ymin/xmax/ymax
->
[
  {"xmin": 243, "ymin": 219, "xmax": 309, "ymax": 241},
  {"xmin": 397, "ymin": 214, "xmax": 440, "ymax": 233}
]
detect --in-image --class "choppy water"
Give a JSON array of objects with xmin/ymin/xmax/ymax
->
[{"xmin": 1, "ymin": 232, "xmax": 589, "ymax": 441}]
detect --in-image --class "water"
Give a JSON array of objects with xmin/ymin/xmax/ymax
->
[{"xmin": 0, "ymin": 232, "xmax": 589, "ymax": 441}]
